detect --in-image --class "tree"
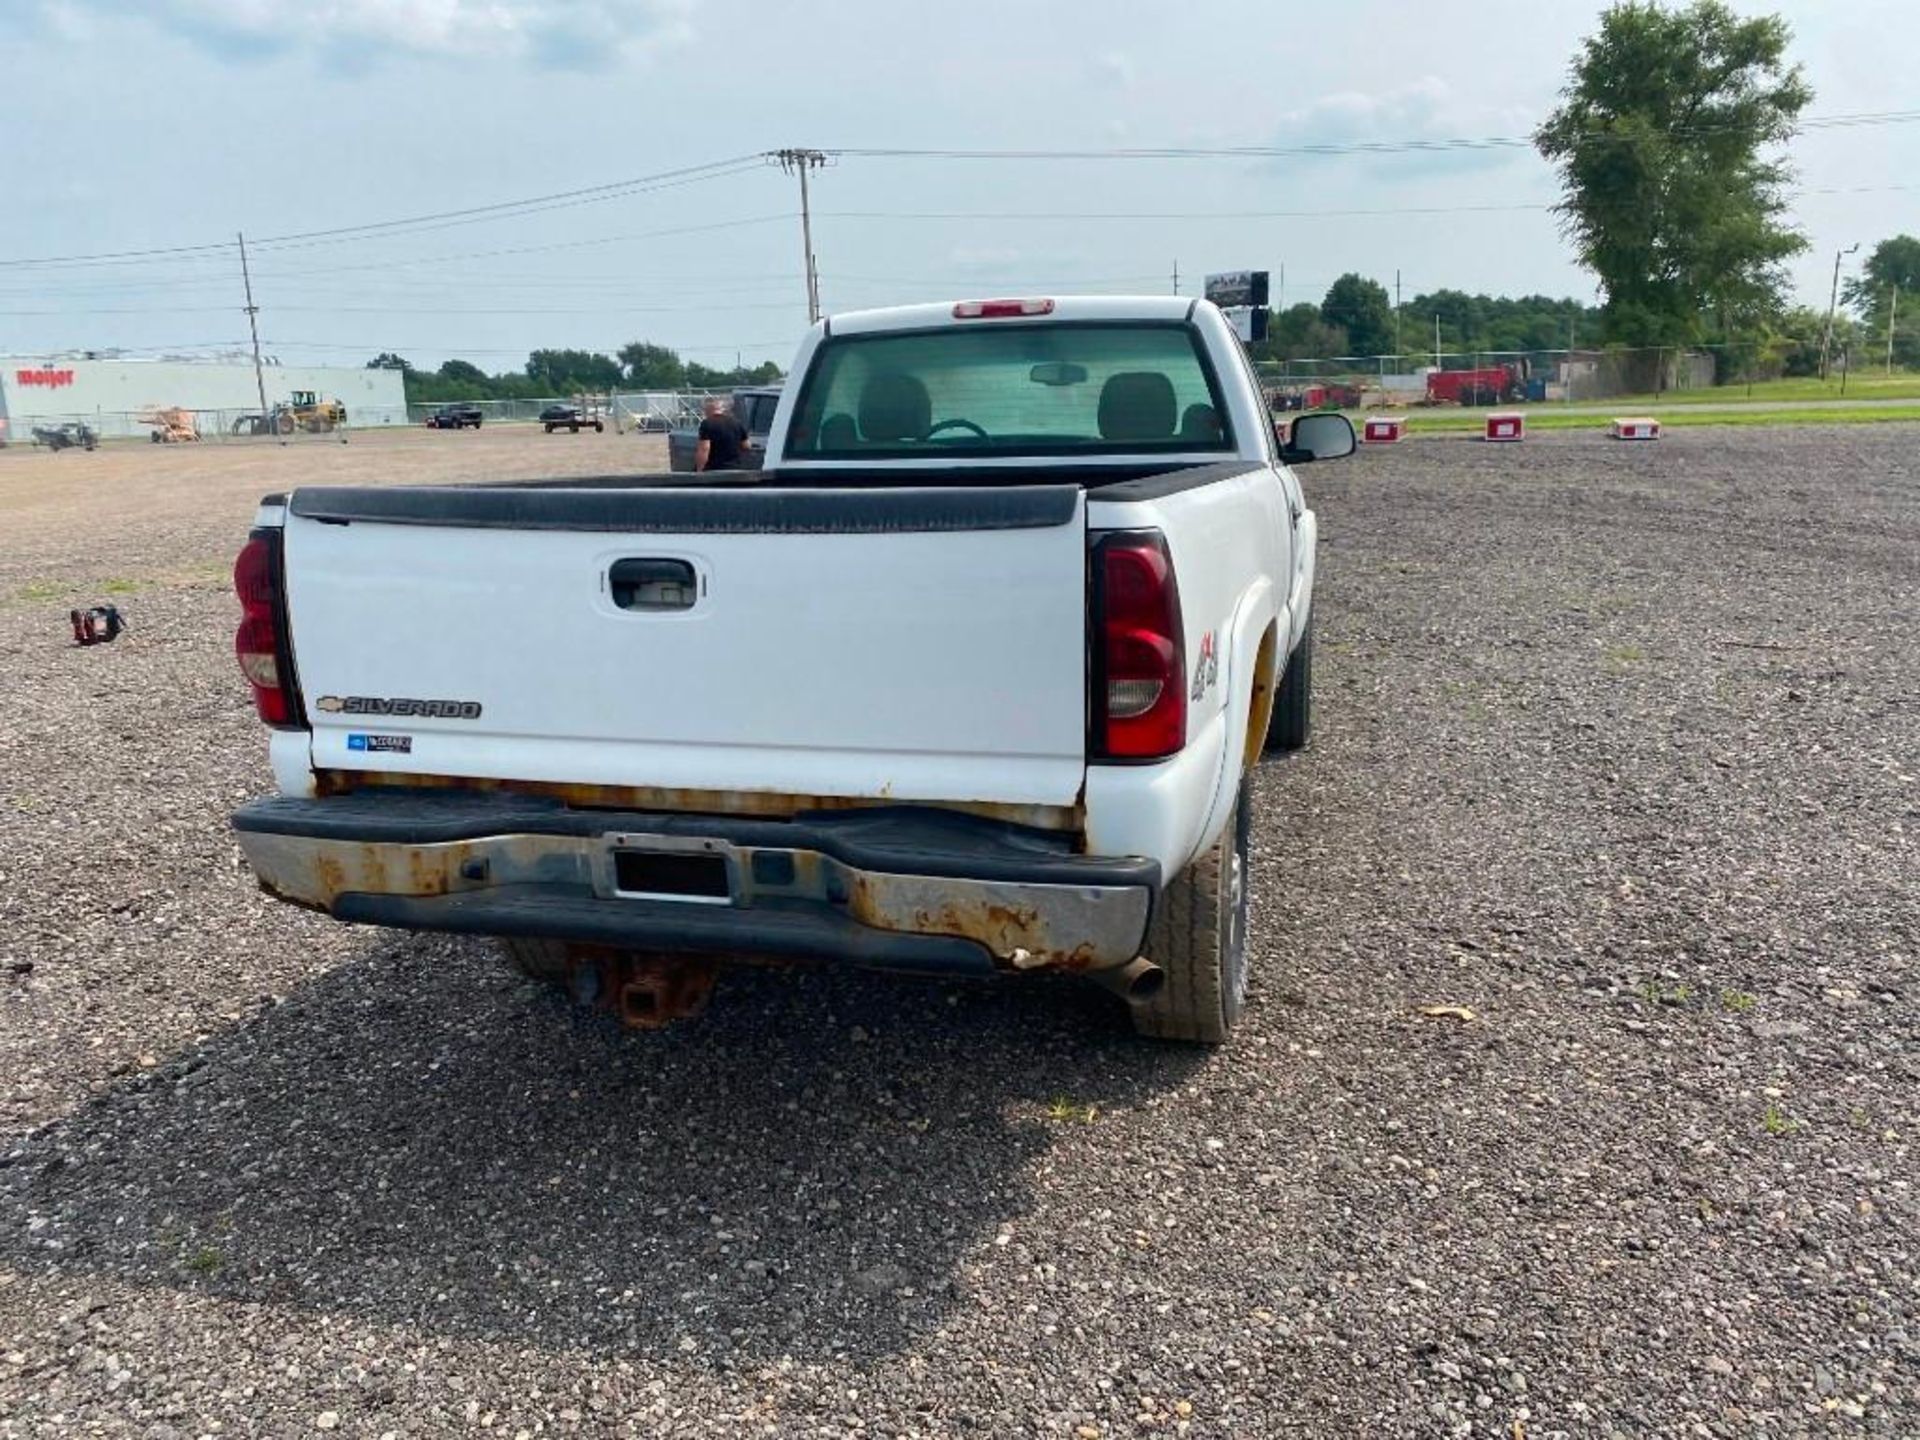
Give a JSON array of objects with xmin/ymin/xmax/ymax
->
[
  {"xmin": 526, "ymin": 348, "xmax": 621, "ymax": 392},
  {"xmin": 1258, "ymin": 303, "xmax": 1347, "ymax": 362},
  {"xmin": 1319, "ymin": 274, "xmax": 1394, "ymax": 356},
  {"xmin": 366, "ymin": 352, "xmax": 412, "ymax": 372},
  {"xmin": 1842, "ymin": 235, "xmax": 1920, "ymax": 366},
  {"xmin": 1536, "ymin": 1, "xmax": 1811, "ymax": 347},
  {"xmin": 437, "ymin": 359, "xmax": 489, "ymax": 386},
  {"xmin": 617, "ymin": 341, "xmax": 686, "ymax": 389}
]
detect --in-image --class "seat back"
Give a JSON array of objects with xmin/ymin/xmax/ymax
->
[{"xmin": 1098, "ymin": 372, "xmax": 1177, "ymax": 441}]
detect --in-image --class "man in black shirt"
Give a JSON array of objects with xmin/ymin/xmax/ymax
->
[{"xmin": 694, "ymin": 396, "xmax": 749, "ymax": 471}]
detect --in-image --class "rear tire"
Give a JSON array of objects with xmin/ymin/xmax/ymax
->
[
  {"xmin": 1266, "ymin": 617, "xmax": 1313, "ymax": 752},
  {"xmin": 592, "ymin": 421, "xmax": 604, "ymax": 433},
  {"xmin": 501, "ymin": 936, "xmax": 568, "ymax": 986},
  {"xmin": 1130, "ymin": 778, "xmax": 1251, "ymax": 1044}
]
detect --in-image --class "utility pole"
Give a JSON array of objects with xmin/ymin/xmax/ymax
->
[
  {"xmin": 1820, "ymin": 242, "xmax": 1858, "ymax": 381},
  {"xmin": 1393, "ymin": 269, "xmax": 1402, "ymax": 365},
  {"xmin": 1433, "ymin": 313, "xmax": 1441, "ymax": 372},
  {"xmin": 1567, "ymin": 314, "xmax": 1576, "ymax": 404},
  {"xmin": 1277, "ymin": 262, "xmax": 1284, "ymax": 310},
  {"xmin": 237, "ymin": 231, "xmax": 269, "ymax": 423},
  {"xmin": 775, "ymin": 149, "xmax": 826, "ymax": 323},
  {"xmin": 1172, "ymin": 260, "xmax": 1180, "ymax": 296},
  {"xmin": 1888, "ymin": 285, "xmax": 1900, "ymax": 377}
]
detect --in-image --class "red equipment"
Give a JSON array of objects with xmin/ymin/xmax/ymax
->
[{"xmin": 1425, "ymin": 364, "xmax": 1527, "ymax": 407}]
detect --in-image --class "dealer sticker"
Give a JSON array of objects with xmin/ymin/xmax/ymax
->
[{"xmin": 347, "ymin": 733, "xmax": 413, "ymax": 754}]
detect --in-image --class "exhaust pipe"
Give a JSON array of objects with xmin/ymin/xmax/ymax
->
[{"xmin": 1086, "ymin": 956, "xmax": 1165, "ymax": 1003}]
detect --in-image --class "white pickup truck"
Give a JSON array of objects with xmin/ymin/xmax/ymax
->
[{"xmin": 230, "ymin": 296, "xmax": 1353, "ymax": 1042}]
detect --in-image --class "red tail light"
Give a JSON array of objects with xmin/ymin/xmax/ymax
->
[
  {"xmin": 952, "ymin": 298, "xmax": 1055, "ymax": 319},
  {"xmin": 1093, "ymin": 532, "xmax": 1186, "ymax": 760},
  {"xmin": 233, "ymin": 531, "xmax": 300, "ymax": 727}
]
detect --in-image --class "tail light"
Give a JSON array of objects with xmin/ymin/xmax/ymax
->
[
  {"xmin": 233, "ymin": 530, "xmax": 303, "ymax": 728},
  {"xmin": 952, "ymin": 298, "xmax": 1055, "ymax": 319},
  {"xmin": 1092, "ymin": 532, "xmax": 1186, "ymax": 760}
]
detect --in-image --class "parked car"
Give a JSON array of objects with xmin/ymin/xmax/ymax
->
[
  {"xmin": 426, "ymin": 404, "xmax": 484, "ymax": 430},
  {"xmin": 229, "ymin": 296, "xmax": 1349, "ymax": 1043},
  {"xmin": 667, "ymin": 386, "xmax": 781, "ymax": 471},
  {"xmin": 539, "ymin": 404, "xmax": 604, "ymax": 434}
]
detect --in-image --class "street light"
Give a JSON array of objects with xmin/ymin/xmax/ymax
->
[{"xmin": 1820, "ymin": 242, "xmax": 1860, "ymax": 381}]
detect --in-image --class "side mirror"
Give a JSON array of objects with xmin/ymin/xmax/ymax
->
[{"xmin": 1280, "ymin": 411, "xmax": 1356, "ymax": 464}]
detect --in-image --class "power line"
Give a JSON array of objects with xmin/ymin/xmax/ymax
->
[
  {"xmin": 0, "ymin": 157, "xmax": 769, "ymax": 270},
  {"xmin": 820, "ymin": 109, "xmax": 1920, "ymax": 162}
]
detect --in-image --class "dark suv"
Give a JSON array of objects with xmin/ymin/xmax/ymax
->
[{"xmin": 426, "ymin": 404, "xmax": 484, "ymax": 430}]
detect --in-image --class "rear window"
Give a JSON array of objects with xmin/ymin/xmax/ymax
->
[
  {"xmin": 741, "ymin": 393, "xmax": 780, "ymax": 433},
  {"xmin": 786, "ymin": 321, "xmax": 1232, "ymax": 459}
]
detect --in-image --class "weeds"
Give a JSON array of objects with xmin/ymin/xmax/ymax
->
[
  {"xmin": 1761, "ymin": 1103, "xmax": 1797, "ymax": 1137},
  {"xmin": 1718, "ymin": 989, "xmax": 1757, "ymax": 1013},
  {"xmin": 1046, "ymin": 1097, "xmax": 1098, "ymax": 1124}
]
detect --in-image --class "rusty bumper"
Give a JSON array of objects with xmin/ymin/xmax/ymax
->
[{"xmin": 233, "ymin": 790, "xmax": 1157, "ymax": 976}]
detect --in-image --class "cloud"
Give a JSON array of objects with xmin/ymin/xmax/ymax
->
[
  {"xmin": 23, "ymin": 0, "xmax": 697, "ymax": 70},
  {"xmin": 1271, "ymin": 77, "xmax": 1537, "ymax": 176}
]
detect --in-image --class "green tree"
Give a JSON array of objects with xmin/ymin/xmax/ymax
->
[
  {"xmin": 365, "ymin": 352, "xmax": 412, "ymax": 372},
  {"xmin": 526, "ymin": 348, "xmax": 622, "ymax": 392},
  {"xmin": 1536, "ymin": 1, "xmax": 1811, "ymax": 346},
  {"xmin": 1260, "ymin": 303, "xmax": 1347, "ymax": 361},
  {"xmin": 1320, "ymin": 274, "xmax": 1394, "ymax": 356},
  {"xmin": 617, "ymin": 341, "xmax": 686, "ymax": 389},
  {"xmin": 1842, "ymin": 235, "xmax": 1920, "ymax": 367},
  {"xmin": 437, "ymin": 359, "xmax": 489, "ymax": 386}
]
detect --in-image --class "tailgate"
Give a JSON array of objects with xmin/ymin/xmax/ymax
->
[{"xmin": 280, "ymin": 484, "xmax": 1089, "ymax": 808}]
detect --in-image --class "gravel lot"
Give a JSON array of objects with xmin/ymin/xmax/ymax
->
[{"xmin": 1, "ymin": 424, "xmax": 1914, "ymax": 1438}]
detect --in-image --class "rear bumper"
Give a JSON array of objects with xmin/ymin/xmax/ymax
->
[{"xmin": 233, "ymin": 790, "xmax": 1157, "ymax": 977}]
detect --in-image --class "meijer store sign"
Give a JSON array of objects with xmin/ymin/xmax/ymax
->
[{"xmin": 16, "ymin": 367, "xmax": 77, "ymax": 388}]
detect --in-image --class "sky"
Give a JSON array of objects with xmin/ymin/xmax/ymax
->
[{"xmin": 2, "ymin": 0, "xmax": 1915, "ymax": 371}]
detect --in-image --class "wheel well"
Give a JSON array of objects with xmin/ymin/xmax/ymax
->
[{"xmin": 1241, "ymin": 621, "xmax": 1280, "ymax": 774}]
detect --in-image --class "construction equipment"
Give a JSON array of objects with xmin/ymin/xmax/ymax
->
[
  {"xmin": 279, "ymin": 390, "xmax": 347, "ymax": 434},
  {"xmin": 233, "ymin": 391, "xmax": 348, "ymax": 436},
  {"xmin": 1269, "ymin": 382, "xmax": 1364, "ymax": 412},
  {"xmin": 1425, "ymin": 362, "xmax": 1530, "ymax": 407},
  {"xmin": 30, "ymin": 421, "xmax": 97, "ymax": 451},
  {"xmin": 141, "ymin": 406, "xmax": 200, "ymax": 443}
]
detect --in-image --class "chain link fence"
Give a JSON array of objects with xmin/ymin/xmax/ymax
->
[
  {"xmin": 1, "ymin": 404, "xmax": 397, "ymax": 448},
  {"xmin": 1251, "ymin": 339, "xmax": 1877, "ymax": 410}
]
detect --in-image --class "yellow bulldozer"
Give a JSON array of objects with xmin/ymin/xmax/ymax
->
[{"xmin": 233, "ymin": 390, "xmax": 347, "ymax": 437}]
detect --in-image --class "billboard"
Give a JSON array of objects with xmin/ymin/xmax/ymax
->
[{"xmin": 1204, "ymin": 271, "xmax": 1270, "ymax": 344}]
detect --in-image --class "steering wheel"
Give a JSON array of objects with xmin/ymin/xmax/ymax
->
[{"xmin": 921, "ymin": 417, "xmax": 989, "ymax": 441}]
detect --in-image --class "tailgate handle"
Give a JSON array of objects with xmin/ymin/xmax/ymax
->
[{"xmin": 608, "ymin": 558, "xmax": 697, "ymax": 611}]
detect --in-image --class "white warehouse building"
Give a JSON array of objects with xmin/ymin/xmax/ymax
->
[{"xmin": 0, "ymin": 355, "xmax": 407, "ymax": 444}]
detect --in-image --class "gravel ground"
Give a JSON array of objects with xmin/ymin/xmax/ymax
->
[{"xmin": 0, "ymin": 424, "xmax": 1914, "ymax": 1438}]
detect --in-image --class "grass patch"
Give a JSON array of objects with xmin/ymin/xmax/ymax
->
[
  {"xmin": 1761, "ymin": 1103, "xmax": 1797, "ymax": 1137},
  {"xmin": 1605, "ymin": 373, "xmax": 1920, "ymax": 406},
  {"xmin": 1045, "ymin": 1097, "xmax": 1099, "ymax": 1124},
  {"xmin": 12, "ymin": 582, "xmax": 63, "ymax": 602},
  {"xmin": 1606, "ymin": 643, "xmax": 1647, "ymax": 667},
  {"xmin": 185, "ymin": 1245, "xmax": 223, "ymax": 1277},
  {"xmin": 101, "ymin": 578, "xmax": 140, "ymax": 595},
  {"xmin": 1719, "ymin": 988, "xmax": 1757, "ymax": 1013},
  {"xmin": 1638, "ymin": 980, "xmax": 1693, "ymax": 1007}
]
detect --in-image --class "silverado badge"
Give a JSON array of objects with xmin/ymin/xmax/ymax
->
[{"xmin": 315, "ymin": 695, "xmax": 483, "ymax": 719}]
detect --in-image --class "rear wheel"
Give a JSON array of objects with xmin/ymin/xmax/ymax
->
[
  {"xmin": 592, "ymin": 421, "xmax": 604, "ymax": 433},
  {"xmin": 501, "ymin": 937, "xmax": 568, "ymax": 986},
  {"xmin": 1265, "ymin": 617, "xmax": 1313, "ymax": 752},
  {"xmin": 1130, "ymin": 778, "xmax": 1251, "ymax": 1043},
  {"xmin": 544, "ymin": 424, "xmax": 556, "ymax": 434}
]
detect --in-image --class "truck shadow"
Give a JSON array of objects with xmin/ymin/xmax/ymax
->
[{"xmin": 0, "ymin": 931, "xmax": 1204, "ymax": 1365}]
